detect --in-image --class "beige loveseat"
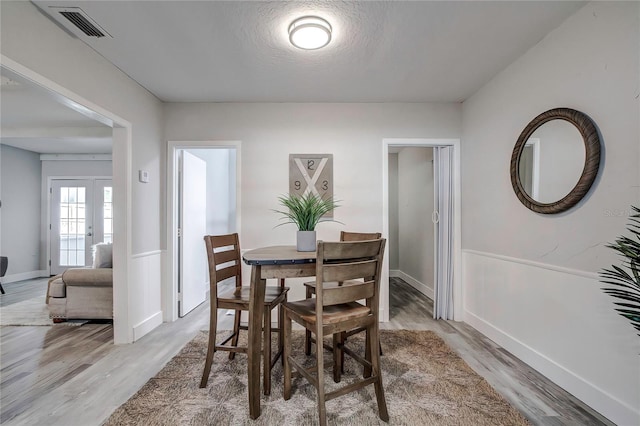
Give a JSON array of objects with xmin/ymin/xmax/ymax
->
[{"xmin": 47, "ymin": 268, "xmax": 113, "ymax": 321}]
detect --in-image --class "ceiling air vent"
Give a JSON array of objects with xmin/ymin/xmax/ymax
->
[{"xmin": 50, "ymin": 7, "xmax": 111, "ymax": 38}]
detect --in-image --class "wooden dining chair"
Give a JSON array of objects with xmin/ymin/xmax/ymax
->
[
  {"xmin": 0, "ymin": 256, "xmax": 7, "ymax": 294},
  {"xmin": 200, "ymin": 233, "xmax": 289, "ymax": 395},
  {"xmin": 304, "ymin": 231, "xmax": 383, "ymax": 376},
  {"xmin": 283, "ymin": 239, "xmax": 388, "ymax": 426}
]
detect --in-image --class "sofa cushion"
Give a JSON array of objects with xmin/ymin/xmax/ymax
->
[
  {"xmin": 62, "ymin": 268, "xmax": 113, "ymax": 287},
  {"xmin": 92, "ymin": 242, "xmax": 113, "ymax": 268}
]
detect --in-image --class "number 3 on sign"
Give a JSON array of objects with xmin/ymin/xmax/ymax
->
[{"xmin": 289, "ymin": 154, "xmax": 334, "ymax": 216}]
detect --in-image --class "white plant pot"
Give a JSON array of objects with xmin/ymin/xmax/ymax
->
[{"xmin": 297, "ymin": 231, "xmax": 316, "ymax": 252}]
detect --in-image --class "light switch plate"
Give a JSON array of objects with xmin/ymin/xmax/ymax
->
[{"xmin": 139, "ymin": 170, "xmax": 149, "ymax": 183}]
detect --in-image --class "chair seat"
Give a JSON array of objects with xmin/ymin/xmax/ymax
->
[
  {"xmin": 283, "ymin": 299, "xmax": 370, "ymax": 325},
  {"xmin": 218, "ymin": 286, "xmax": 289, "ymax": 305}
]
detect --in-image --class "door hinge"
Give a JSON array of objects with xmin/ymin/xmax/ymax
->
[
  {"xmin": 177, "ymin": 228, "xmax": 181, "ymax": 238},
  {"xmin": 49, "ymin": 224, "xmax": 52, "ymax": 230},
  {"xmin": 49, "ymin": 259, "xmax": 51, "ymax": 266},
  {"xmin": 50, "ymin": 187, "xmax": 52, "ymax": 194}
]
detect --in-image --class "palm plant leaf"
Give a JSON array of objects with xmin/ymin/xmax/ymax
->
[
  {"xmin": 599, "ymin": 206, "xmax": 640, "ymax": 337},
  {"xmin": 273, "ymin": 193, "xmax": 340, "ymax": 231}
]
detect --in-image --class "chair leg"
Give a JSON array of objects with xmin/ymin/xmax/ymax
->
[
  {"xmin": 229, "ymin": 309, "xmax": 241, "ymax": 360},
  {"xmin": 279, "ymin": 298, "xmax": 286, "ymax": 366},
  {"xmin": 340, "ymin": 331, "xmax": 346, "ymax": 373},
  {"xmin": 364, "ymin": 328, "xmax": 372, "ymax": 378},
  {"xmin": 263, "ymin": 308, "xmax": 272, "ymax": 395},
  {"xmin": 0, "ymin": 283, "xmax": 5, "ymax": 294},
  {"xmin": 316, "ymin": 328, "xmax": 327, "ymax": 426},
  {"xmin": 332, "ymin": 333, "xmax": 341, "ymax": 383},
  {"xmin": 200, "ymin": 305, "xmax": 218, "ymax": 388},
  {"xmin": 283, "ymin": 310, "xmax": 293, "ymax": 401},
  {"xmin": 369, "ymin": 324, "xmax": 389, "ymax": 422},
  {"xmin": 304, "ymin": 286, "xmax": 312, "ymax": 355}
]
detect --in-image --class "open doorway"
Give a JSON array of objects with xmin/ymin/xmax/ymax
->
[
  {"xmin": 166, "ymin": 142, "xmax": 241, "ymax": 322},
  {"xmin": 50, "ymin": 178, "xmax": 113, "ymax": 275},
  {"xmin": 382, "ymin": 138, "xmax": 461, "ymax": 323},
  {"xmin": 388, "ymin": 147, "xmax": 436, "ymax": 298},
  {"xmin": 1, "ymin": 58, "xmax": 132, "ymax": 343}
]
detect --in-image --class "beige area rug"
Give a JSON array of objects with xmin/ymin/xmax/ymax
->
[
  {"xmin": 0, "ymin": 297, "xmax": 88, "ymax": 326},
  {"xmin": 105, "ymin": 330, "xmax": 530, "ymax": 426},
  {"xmin": 0, "ymin": 297, "xmax": 53, "ymax": 326}
]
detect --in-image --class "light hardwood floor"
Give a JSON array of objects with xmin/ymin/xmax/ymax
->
[{"xmin": 0, "ymin": 277, "xmax": 612, "ymax": 425}]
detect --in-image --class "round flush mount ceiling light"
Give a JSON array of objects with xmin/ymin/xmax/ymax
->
[{"xmin": 288, "ymin": 16, "xmax": 332, "ymax": 50}]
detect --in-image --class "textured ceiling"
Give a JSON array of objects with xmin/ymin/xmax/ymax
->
[
  {"xmin": 2, "ymin": 1, "xmax": 585, "ymax": 154},
  {"xmin": 33, "ymin": 0, "xmax": 585, "ymax": 103}
]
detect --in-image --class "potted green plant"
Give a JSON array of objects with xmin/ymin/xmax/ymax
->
[
  {"xmin": 600, "ymin": 205, "xmax": 640, "ymax": 337},
  {"xmin": 274, "ymin": 193, "xmax": 340, "ymax": 251}
]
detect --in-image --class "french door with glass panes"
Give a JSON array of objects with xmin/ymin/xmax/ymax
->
[{"xmin": 50, "ymin": 179, "xmax": 113, "ymax": 275}]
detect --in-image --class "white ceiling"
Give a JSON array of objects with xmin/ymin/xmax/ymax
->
[
  {"xmin": 2, "ymin": 1, "xmax": 585, "ymax": 154},
  {"xmin": 33, "ymin": 0, "xmax": 584, "ymax": 103},
  {"xmin": 1, "ymin": 70, "xmax": 112, "ymax": 154}
]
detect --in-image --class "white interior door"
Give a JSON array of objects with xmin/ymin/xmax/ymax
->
[{"xmin": 179, "ymin": 151, "xmax": 208, "ymax": 317}]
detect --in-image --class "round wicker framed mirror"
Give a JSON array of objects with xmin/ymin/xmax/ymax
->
[{"xmin": 510, "ymin": 108, "xmax": 601, "ymax": 214}]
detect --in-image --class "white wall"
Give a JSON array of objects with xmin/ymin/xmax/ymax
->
[
  {"xmin": 397, "ymin": 147, "xmax": 434, "ymax": 297},
  {"xmin": 164, "ymin": 103, "xmax": 462, "ymax": 304},
  {"xmin": 462, "ymin": 2, "xmax": 640, "ymax": 424},
  {"xmin": 40, "ymin": 159, "xmax": 112, "ymax": 272},
  {"xmin": 0, "ymin": 145, "xmax": 42, "ymax": 280},
  {"xmin": 1, "ymin": 1, "xmax": 164, "ymax": 342},
  {"xmin": 1, "ymin": 1, "xmax": 163, "ymax": 254}
]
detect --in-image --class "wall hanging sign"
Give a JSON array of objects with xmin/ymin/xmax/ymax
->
[{"xmin": 289, "ymin": 153, "xmax": 334, "ymax": 217}]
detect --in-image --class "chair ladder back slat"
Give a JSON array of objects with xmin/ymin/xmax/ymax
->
[
  {"xmin": 322, "ymin": 281, "xmax": 374, "ymax": 306},
  {"xmin": 322, "ymin": 260, "xmax": 377, "ymax": 283},
  {"xmin": 321, "ymin": 241, "xmax": 383, "ymax": 263},
  {"xmin": 214, "ymin": 249, "xmax": 239, "ymax": 266},
  {"xmin": 215, "ymin": 264, "xmax": 240, "ymax": 284},
  {"xmin": 210, "ymin": 233, "xmax": 238, "ymax": 248},
  {"xmin": 340, "ymin": 231, "xmax": 382, "ymax": 242},
  {"xmin": 314, "ymin": 239, "xmax": 385, "ymax": 308}
]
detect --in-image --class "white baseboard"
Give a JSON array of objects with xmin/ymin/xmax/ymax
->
[
  {"xmin": 390, "ymin": 269, "xmax": 433, "ymax": 300},
  {"xmin": 132, "ymin": 311, "xmax": 164, "ymax": 342},
  {"xmin": 463, "ymin": 250, "xmax": 639, "ymax": 426},
  {"xmin": 464, "ymin": 310, "xmax": 636, "ymax": 425},
  {"xmin": 2, "ymin": 270, "xmax": 49, "ymax": 284}
]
